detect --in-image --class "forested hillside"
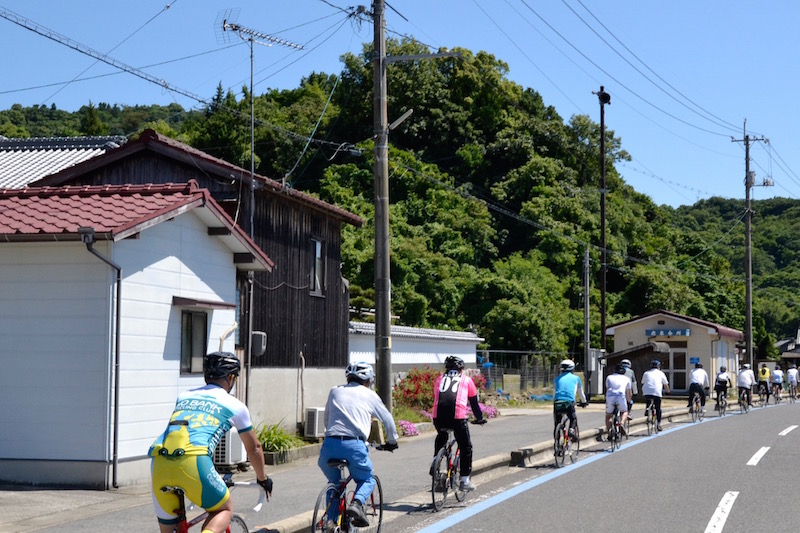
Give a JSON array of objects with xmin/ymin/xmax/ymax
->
[{"xmin": 2, "ymin": 38, "xmax": 797, "ymax": 361}]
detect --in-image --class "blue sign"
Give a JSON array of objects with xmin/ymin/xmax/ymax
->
[{"xmin": 690, "ymin": 357, "xmax": 700, "ymax": 364}]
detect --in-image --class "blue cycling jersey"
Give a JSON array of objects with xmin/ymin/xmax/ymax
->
[{"xmin": 554, "ymin": 372, "xmax": 582, "ymax": 403}]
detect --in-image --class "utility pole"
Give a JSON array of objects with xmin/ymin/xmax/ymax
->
[
  {"xmin": 584, "ymin": 247, "xmax": 591, "ymax": 397},
  {"xmin": 732, "ymin": 121, "xmax": 770, "ymax": 368},
  {"xmin": 594, "ymin": 86, "xmax": 611, "ymax": 351},
  {"xmin": 373, "ymin": 0, "xmax": 392, "ymax": 409}
]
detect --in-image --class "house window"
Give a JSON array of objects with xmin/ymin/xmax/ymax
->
[
  {"xmin": 181, "ymin": 310, "xmax": 208, "ymax": 373},
  {"xmin": 311, "ymin": 239, "xmax": 325, "ymax": 295}
]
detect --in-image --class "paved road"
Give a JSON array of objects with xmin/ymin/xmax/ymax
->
[
  {"xmin": 0, "ymin": 401, "xmax": 687, "ymax": 533},
  {"xmin": 401, "ymin": 401, "xmax": 800, "ymax": 533}
]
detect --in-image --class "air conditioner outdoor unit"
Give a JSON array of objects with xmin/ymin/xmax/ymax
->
[
  {"xmin": 305, "ymin": 407, "xmax": 326, "ymax": 438},
  {"xmin": 213, "ymin": 427, "xmax": 246, "ymax": 467}
]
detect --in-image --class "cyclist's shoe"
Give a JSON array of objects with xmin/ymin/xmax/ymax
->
[
  {"xmin": 459, "ymin": 479, "xmax": 477, "ymax": 492},
  {"xmin": 567, "ymin": 428, "xmax": 576, "ymax": 439},
  {"xmin": 347, "ymin": 500, "xmax": 370, "ymax": 527},
  {"xmin": 657, "ymin": 424, "xmax": 663, "ymax": 432}
]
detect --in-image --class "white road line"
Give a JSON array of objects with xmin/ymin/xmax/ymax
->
[
  {"xmin": 778, "ymin": 425, "xmax": 798, "ymax": 436},
  {"xmin": 704, "ymin": 491, "xmax": 739, "ymax": 533},
  {"xmin": 746, "ymin": 446, "xmax": 770, "ymax": 466}
]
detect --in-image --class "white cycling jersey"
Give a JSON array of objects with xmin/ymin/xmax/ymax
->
[
  {"xmin": 772, "ymin": 369, "xmax": 785, "ymax": 384},
  {"xmin": 787, "ymin": 368, "xmax": 799, "ymax": 385},
  {"xmin": 737, "ymin": 369, "xmax": 756, "ymax": 388}
]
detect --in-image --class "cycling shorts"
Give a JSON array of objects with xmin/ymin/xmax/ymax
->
[
  {"xmin": 151, "ymin": 454, "xmax": 229, "ymax": 524},
  {"xmin": 605, "ymin": 395, "xmax": 628, "ymax": 414},
  {"xmin": 772, "ymin": 382, "xmax": 783, "ymax": 390}
]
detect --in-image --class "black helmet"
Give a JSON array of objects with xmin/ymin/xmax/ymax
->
[
  {"xmin": 445, "ymin": 356, "xmax": 465, "ymax": 371},
  {"xmin": 204, "ymin": 352, "xmax": 241, "ymax": 380},
  {"xmin": 775, "ymin": 364, "xmax": 781, "ymax": 370},
  {"xmin": 615, "ymin": 364, "xmax": 627, "ymax": 374},
  {"xmin": 651, "ymin": 360, "xmax": 661, "ymax": 368},
  {"xmin": 720, "ymin": 366, "xmax": 727, "ymax": 372},
  {"xmin": 695, "ymin": 362, "xmax": 703, "ymax": 369}
]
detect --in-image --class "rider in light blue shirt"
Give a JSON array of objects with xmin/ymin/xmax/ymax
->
[{"xmin": 553, "ymin": 359, "xmax": 588, "ymax": 438}]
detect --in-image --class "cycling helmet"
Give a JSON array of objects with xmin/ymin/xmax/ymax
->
[
  {"xmin": 742, "ymin": 363, "xmax": 751, "ymax": 369},
  {"xmin": 560, "ymin": 359, "xmax": 575, "ymax": 372},
  {"xmin": 720, "ymin": 366, "xmax": 727, "ymax": 372},
  {"xmin": 651, "ymin": 360, "xmax": 661, "ymax": 368},
  {"xmin": 444, "ymin": 356, "xmax": 465, "ymax": 371},
  {"xmin": 204, "ymin": 352, "xmax": 241, "ymax": 380},
  {"xmin": 621, "ymin": 359, "xmax": 632, "ymax": 369},
  {"xmin": 775, "ymin": 364, "xmax": 782, "ymax": 370},
  {"xmin": 791, "ymin": 364, "xmax": 797, "ymax": 369},
  {"xmin": 695, "ymin": 362, "xmax": 703, "ymax": 369},
  {"xmin": 346, "ymin": 361, "xmax": 375, "ymax": 383},
  {"xmin": 615, "ymin": 363, "xmax": 627, "ymax": 374}
]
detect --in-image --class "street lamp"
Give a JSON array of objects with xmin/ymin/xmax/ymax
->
[{"xmin": 594, "ymin": 86, "xmax": 610, "ymax": 351}]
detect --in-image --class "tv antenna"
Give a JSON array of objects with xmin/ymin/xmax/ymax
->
[{"xmin": 214, "ymin": 9, "xmax": 303, "ymax": 238}]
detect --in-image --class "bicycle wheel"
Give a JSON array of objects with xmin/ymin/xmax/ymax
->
[
  {"xmin": 646, "ymin": 408, "xmax": 653, "ymax": 436},
  {"xmin": 624, "ymin": 417, "xmax": 630, "ymax": 440},
  {"xmin": 698, "ymin": 400, "xmax": 705, "ymax": 421},
  {"xmin": 228, "ymin": 515, "xmax": 248, "ymax": 533},
  {"xmin": 568, "ymin": 427, "xmax": 579, "ymax": 464},
  {"xmin": 739, "ymin": 392, "xmax": 746, "ymax": 414},
  {"xmin": 554, "ymin": 421, "xmax": 566, "ymax": 468},
  {"xmin": 452, "ymin": 451, "xmax": 467, "ymax": 502},
  {"xmin": 312, "ymin": 483, "xmax": 340, "ymax": 533},
  {"xmin": 614, "ymin": 422, "xmax": 622, "ymax": 450},
  {"xmin": 354, "ymin": 474, "xmax": 383, "ymax": 533},
  {"xmin": 720, "ymin": 397, "xmax": 727, "ymax": 417},
  {"xmin": 431, "ymin": 447, "xmax": 449, "ymax": 511}
]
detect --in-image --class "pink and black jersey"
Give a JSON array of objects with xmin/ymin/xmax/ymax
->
[{"xmin": 433, "ymin": 370, "xmax": 478, "ymax": 420}]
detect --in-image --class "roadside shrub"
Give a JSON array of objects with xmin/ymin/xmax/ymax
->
[
  {"xmin": 256, "ymin": 421, "xmax": 306, "ymax": 453},
  {"xmin": 393, "ymin": 366, "xmax": 439, "ymax": 411}
]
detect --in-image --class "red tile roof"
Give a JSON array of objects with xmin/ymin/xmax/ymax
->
[{"xmin": 0, "ymin": 180, "xmax": 273, "ymax": 271}]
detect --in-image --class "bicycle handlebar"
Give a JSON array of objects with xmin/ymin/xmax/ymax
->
[
  {"xmin": 232, "ymin": 481, "xmax": 268, "ymax": 511},
  {"xmin": 470, "ymin": 419, "xmax": 487, "ymax": 425}
]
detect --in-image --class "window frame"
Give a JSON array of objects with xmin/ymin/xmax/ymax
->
[
  {"xmin": 310, "ymin": 238, "xmax": 325, "ymax": 296},
  {"xmin": 180, "ymin": 309, "xmax": 208, "ymax": 374}
]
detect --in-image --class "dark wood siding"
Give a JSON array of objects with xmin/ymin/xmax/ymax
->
[{"xmin": 67, "ymin": 151, "xmax": 350, "ymax": 368}]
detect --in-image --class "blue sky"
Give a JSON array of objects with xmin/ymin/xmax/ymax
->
[{"xmin": 1, "ymin": 1, "xmax": 798, "ymax": 209}]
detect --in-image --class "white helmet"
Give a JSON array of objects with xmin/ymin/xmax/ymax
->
[
  {"xmin": 346, "ymin": 361, "xmax": 375, "ymax": 382},
  {"xmin": 560, "ymin": 359, "xmax": 575, "ymax": 372}
]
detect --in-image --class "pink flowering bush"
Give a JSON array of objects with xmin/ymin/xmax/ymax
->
[
  {"xmin": 397, "ymin": 420, "xmax": 419, "ymax": 436},
  {"xmin": 479, "ymin": 403, "xmax": 499, "ymax": 419}
]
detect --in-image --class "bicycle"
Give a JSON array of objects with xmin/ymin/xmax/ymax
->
[
  {"xmin": 758, "ymin": 383, "xmax": 768, "ymax": 407},
  {"xmin": 772, "ymin": 384, "xmax": 782, "ymax": 404},
  {"xmin": 645, "ymin": 400, "xmax": 659, "ymax": 435},
  {"xmin": 789, "ymin": 383, "xmax": 798, "ymax": 404},
  {"xmin": 160, "ymin": 473, "xmax": 266, "ymax": 533},
  {"xmin": 738, "ymin": 388, "xmax": 751, "ymax": 414},
  {"xmin": 430, "ymin": 419, "xmax": 485, "ymax": 510},
  {"xmin": 312, "ymin": 444, "xmax": 392, "ymax": 532},
  {"xmin": 608, "ymin": 405, "xmax": 622, "ymax": 452},
  {"xmin": 553, "ymin": 413, "xmax": 580, "ymax": 468},
  {"xmin": 716, "ymin": 391, "xmax": 727, "ymax": 417},
  {"xmin": 690, "ymin": 391, "xmax": 705, "ymax": 422}
]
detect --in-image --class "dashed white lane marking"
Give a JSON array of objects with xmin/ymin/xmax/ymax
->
[
  {"xmin": 778, "ymin": 425, "xmax": 798, "ymax": 436},
  {"xmin": 746, "ymin": 446, "xmax": 770, "ymax": 466},
  {"xmin": 704, "ymin": 491, "xmax": 739, "ymax": 533}
]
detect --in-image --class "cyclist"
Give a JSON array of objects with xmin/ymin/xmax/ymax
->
[
  {"xmin": 736, "ymin": 363, "xmax": 756, "ymax": 407},
  {"xmin": 432, "ymin": 356, "xmax": 486, "ymax": 493},
  {"xmin": 318, "ymin": 362, "xmax": 399, "ymax": 528},
  {"xmin": 758, "ymin": 363, "xmax": 771, "ymax": 403},
  {"xmin": 713, "ymin": 366, "xmax": 732, "ymax": 411},
  {"xmin": 642, "ymin": 360, "xmax": 670, "ymax": 432},
  {"xmin": 787, "ymin": 364, "xmax": 799, "ymax": 397},
  {"xmin": 772, "ymin": 364, "xmax": 785, "ymax": 401},
  {"xmin": 149, "ymin": 352, "xmax": 273, "ymax": 533},
  {"xmin": 553, "ymin": 359, "xmax": 588, "ymax": 442},
  {"xmin": 687, "ymin": 362, "xmax": 710, "ymax": 412},
  {"xmin": 605, "ymin": 363, "xmax": 632, "ymax": 438},
  {"xmin": 621, "ymin": 359, "xmax": 638, "ymax": 418}
]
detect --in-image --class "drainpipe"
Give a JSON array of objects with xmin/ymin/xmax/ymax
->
[{"xmin": 78, "ymin": 227, "xmax": 122, "ymax": 489}]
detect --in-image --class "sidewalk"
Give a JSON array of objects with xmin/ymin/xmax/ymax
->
[{"xmin": 0, "ymin": 401, "xmax": 689, "ymax": 533}]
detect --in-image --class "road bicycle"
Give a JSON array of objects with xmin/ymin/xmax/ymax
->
[
  {"xmin": 429, "ymin": 420, "xmax": 485, "ymax": 510},
  {"xmin": 608, "ymin": 405, "xmax": 622, "ymax": 452},
  {"xmin": 758, "ymin": 383, "xmax": 769, "ymax": 407},
  {"xmin": 690, "ymin": 391, "xmax": 705, "ymax": 422},
  {"xmin": 789, "ymin": 383, "xmax": 797, "ymax": 404},
  {"xmin": 772, "ymin": 384, "xmax": 783, "ymax": 404},
  {"xmin": 553, "ymin": 413, "xmax": 579, "ymax": 468},
  {"xmin": 160, "ymin": 473, "xmax": 266, "ymax": 533},
  {"xmin": 312, "ymin": 444, "xmax": 392, "ymax": 532},
  {"xmin": 738, "ymin": 387, "xmax": 751, "ymax": 414},
  {"xmin": 644, "ymin": 400, "xmax": 659, "ymax": 435},
  {"xmin": 716, "ymin": 390, "xmax": 727, "ymax": 417},
  {"xmin": 430, "ymin": 429, "xmax": 467, "ymax": 510}
]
